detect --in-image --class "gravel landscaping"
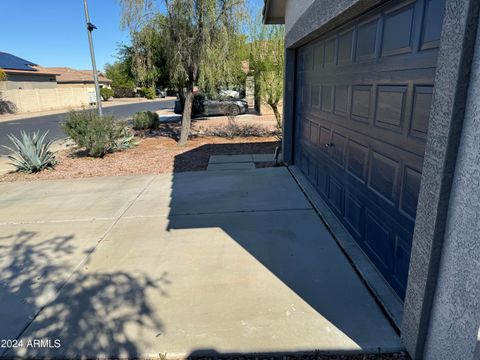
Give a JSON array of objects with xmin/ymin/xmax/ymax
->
[{"xmin": 0, "ymin": 133, "xmax": 280, "ymax": 182}]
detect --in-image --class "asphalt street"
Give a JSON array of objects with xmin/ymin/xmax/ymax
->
[{"xmin": 0, "ymin": 99, "xmax": 175, "ymax": 155}]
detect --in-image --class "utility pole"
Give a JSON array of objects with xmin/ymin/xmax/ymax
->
[{"xmin": 83, "ymin": 0, "xmax": 103, "ymax": 116}]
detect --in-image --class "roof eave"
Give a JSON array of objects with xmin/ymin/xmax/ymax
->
[
  {"xmin": 262, "ymin": 0, "xmax": 286, "ymax": 24},
  {"xmin": 2, "ymin": 69, "xmax": 59, "ymax": 76}
]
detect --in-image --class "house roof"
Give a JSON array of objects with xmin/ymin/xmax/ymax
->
[
  {"xmin": 44, "ymin": 67, "xmax": 112, "ymax": 84},
  {"xmin": 263, "ymin": 0, "xmax": 286, "ymax": 24},
  {"xmin": 0, "ymin": 52, "xmax": 37, "ymax": 71},
  {"xmin": 0, "ymin": 52, "xmax": 58, "ymax": 76}
]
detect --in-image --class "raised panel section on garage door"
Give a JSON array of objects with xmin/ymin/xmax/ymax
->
[{"xmin": 294, "ymin": 0, "xmax": 444, "ymax": 298}]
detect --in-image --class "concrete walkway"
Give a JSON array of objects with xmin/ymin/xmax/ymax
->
[
  {"xmin": 0, "ymin": 168, "xmax": 401, "ymax": 359},
  {"xmin": 207, "ymin": 154, "xmax": 276, "ymax": 171}
]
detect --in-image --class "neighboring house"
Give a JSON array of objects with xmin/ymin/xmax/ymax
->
[
  {"xmin": 0, "ymin": 52, "xmax": 58, "ymax": 90},
  {"xmin": 0, "ymin": 52, "xmax": 103, "ymax": 113},
  {"xmin": 46, "ymin": 67, "xmax": 112, "ymax": 88},
  {"xmin": 264, "ymin": 1, "xmax": 479, "ymax": 360}
]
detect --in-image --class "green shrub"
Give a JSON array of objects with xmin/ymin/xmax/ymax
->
[
  {"xmin": 141, "ymin": 87, "xmax": 156, "ymax": 100},
  {"xmin": 100, "ymin": 87, "xmax": 114, "ymax": 101},
  {"xmin": 62, "ymin": 110, "xmax": 134, "ymax": 157},
  {"xmin": 112, "ymin": 86, "xmax": 136, "ymax": 98},
  {"xmin": 3, "ymin": 131, "xmax": 57, "ymax": 173},
  {"xmin": 132, "ymin": 111, "xmax": 160, "ymax": 130}
]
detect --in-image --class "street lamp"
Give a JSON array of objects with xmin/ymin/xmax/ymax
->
[{"xmin": 83, "ymin": 0, "xmax": 103, "ymax": 116}]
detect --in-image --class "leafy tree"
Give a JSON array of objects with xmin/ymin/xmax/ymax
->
[
  {"xmin": 104, "ymin": 60, "xmax": 136, "ymax": 97},
  {"xmin": 249, "ymin": 16, "xmax": 284, "ymax": 129},
  {"xmin": 120, "ymin": 0, "xmax": 245, "ymax": 145},
  {"xmin": 0, "ymin": 69, "xmax": 5, "ymax": 81},
  {"xmin": 164, "ymin": 0, "xmax": 245, "ymax": 145},
  {"xmin": 130, "ymin": 14, "xmax": 170, "ymax": 89}
]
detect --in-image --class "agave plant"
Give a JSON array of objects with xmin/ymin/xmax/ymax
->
[{"xmin": 3, "ymin": 131, "xmax": 57, "ymax": 173}]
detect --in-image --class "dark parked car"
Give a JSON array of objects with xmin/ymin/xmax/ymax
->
[
  {"xmin": 166, "ymin": 89, "xmax": 178, "ymax": 97},
  {"xmin": 174, "ymin": 93, "xmax": 248, "ymax": 117}
]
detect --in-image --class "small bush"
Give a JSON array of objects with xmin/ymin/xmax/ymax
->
[
  {"xmin": 62, "ymin": 109, "xmax": 134, "ymax": 157},
  {"xmin": 100, "ymin": 87, "xmax": 114, "ymax": 101},
  {"xmin": 112, "ymin": 86, "xmax": 136, "ymax": 98},
  {"xmin": 199, "ymin": 122, "xmax": 280, "ymax": 139},
  {"xmin": 3, "ymin": 131, "xmax": 57, "ymax": 173},
  {"xmin": 141, "ymin": 87, "xmax": 156, "ymax": 100},
  {"xmin": 0, "ymin": 94, "xmax": 17, "ymax": 114},
  {"xmin": 132, "ymin": 111, "xmax": 160, "ymax": 130}
]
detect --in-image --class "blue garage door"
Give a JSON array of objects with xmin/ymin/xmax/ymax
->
[{"xmin": 294, "ymin": 0, "xmax": 444, "ymax": 298}]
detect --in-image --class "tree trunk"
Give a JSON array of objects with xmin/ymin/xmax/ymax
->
[
  {"xmin": 178, "ymin": 83, "xmax": 194, "ymax": 146},
  {"xmin": 270, "ymin": 102, "xmax": 282, "ymax": 130}
]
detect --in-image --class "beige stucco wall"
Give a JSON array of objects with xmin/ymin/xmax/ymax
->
[
  {"xmin": 57, "ymin": 83, "xmax": 110, "ymax": 89},
  {"xmin": 285, "ymin": 0, "xmax": 315, "ymax": 33},
  {"xmin": 1, "ymin": 87, "xmax": 94, "ymax": 113},
  {"xmin": 57, "ymin": 83, "xmax": 95, "ymax": 88}
]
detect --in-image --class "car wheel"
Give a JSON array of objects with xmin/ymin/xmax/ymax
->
[{"xmin": 228, "ymin": 105, "xmax": 241, "ymax": 116}]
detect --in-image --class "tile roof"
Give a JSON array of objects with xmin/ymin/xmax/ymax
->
[{"xmin": 44, "ymin": 67, "xmax": 112, "ymax": 83}]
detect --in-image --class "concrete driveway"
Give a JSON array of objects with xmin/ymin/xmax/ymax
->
[{"xmin": 0, "ymin": 167, "xmax": 402, "ymax": 358}]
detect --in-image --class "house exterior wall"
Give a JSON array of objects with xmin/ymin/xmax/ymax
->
[
  {"xmin": 421, "ymin": 15, "xmax": 480, "ymax": 359},
  {"xmin": 1, "ymin": 87, "xmax": 93, "ymax": 113},
  {"xmin": 284, "ymin": 0, "xmax": 315, "ymax": 33},
  {"xmin": 1, "ymin": 73, "xmax": 57, "ymax": 90},
  {"xmin": 57, "ymin": 82, "xmax": 111, "ymax": 89},
  {"xmin": 284, "ymin": 0, "xmax": 386, "ymax": 48}
]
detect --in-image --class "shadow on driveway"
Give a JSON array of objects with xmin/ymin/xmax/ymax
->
[
  {"xmin": 0, "ymin": 228, "xmax": 168, "ymax": 358},
  {"xmin": 0, "ymin": 141, "xmax": 401, "ymax": 358}
]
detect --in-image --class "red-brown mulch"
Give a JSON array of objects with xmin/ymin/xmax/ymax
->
[{"xmin": 0, "ymin": 135, "xmax": 280, "ymax": 183}]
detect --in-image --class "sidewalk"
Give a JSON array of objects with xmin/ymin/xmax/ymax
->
[{"xmin": 0, "ymin": 97, "xmax": 175, "ymax": 123}]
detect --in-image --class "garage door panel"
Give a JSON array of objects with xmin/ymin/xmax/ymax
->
[
  {"xmin": 346, "ymin": 140, "xmax": 369, "ymax": 182},
  {"xmin": 305, "ymin": 109, "xmax": 428, "ymax": 158},
  {"xmin": 420, "ymin": 0, "xmax": 445, "ymax": 50},
  {"xmin": 329, "ymin": 177, "xmax": 345, "ymax": 215},
  {"xmin": 334, "ymin": 85, "xmax": 350, "ymax": 115},
  {"xmin": 302, "ymin": 141, "xmax": 421, "ymax": 235},
  {"xmin": 352, "ymin": 85, "xmax": 372, "ymax": 120},
  {"xmin": 356, "ymin": 17, "xmax": 380, "ymax": 61},
  {"xmin": 368, "ymin": 150, "xmax": 400, "ymax": 205},
  {"xmin": 307, "ymin": 47, "xmax": 438, "ymax": 80},
  {"xmin": 399, "ymin": 165, "xmax": 423, "ymax": 221},
  {"xmin": 392, "ymin": 235, "xmax": 412, "ymax": 292},
  {"xmin": 295, "ymin": 0, "xmax": 444, "ymax": 298},
  {"xmin": 364, "ymin": 209, "xmax": 394, "ymax": 272},
  {"xmin": 344, "ymin": 192, "xmax": 365, "ymax": 238},
  {"xmin": 374, "ymin": 85, "xmax": 408, "ymax": 132},
  {"xmin": 381, "ymin": 2, "xmax": 416, "ymax": 57},
  {"xmin": 409, "ymin": 85, "xmax": 433, "ymax": 139}
]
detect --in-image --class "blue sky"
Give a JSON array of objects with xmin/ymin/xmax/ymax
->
[
  {"xmin": 0, "ymin": 0, "xmax": 263, "ymax": 72},
  {"xmin": 0, "ymin": 0, "xmax": 132, "ymax": 71}
]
